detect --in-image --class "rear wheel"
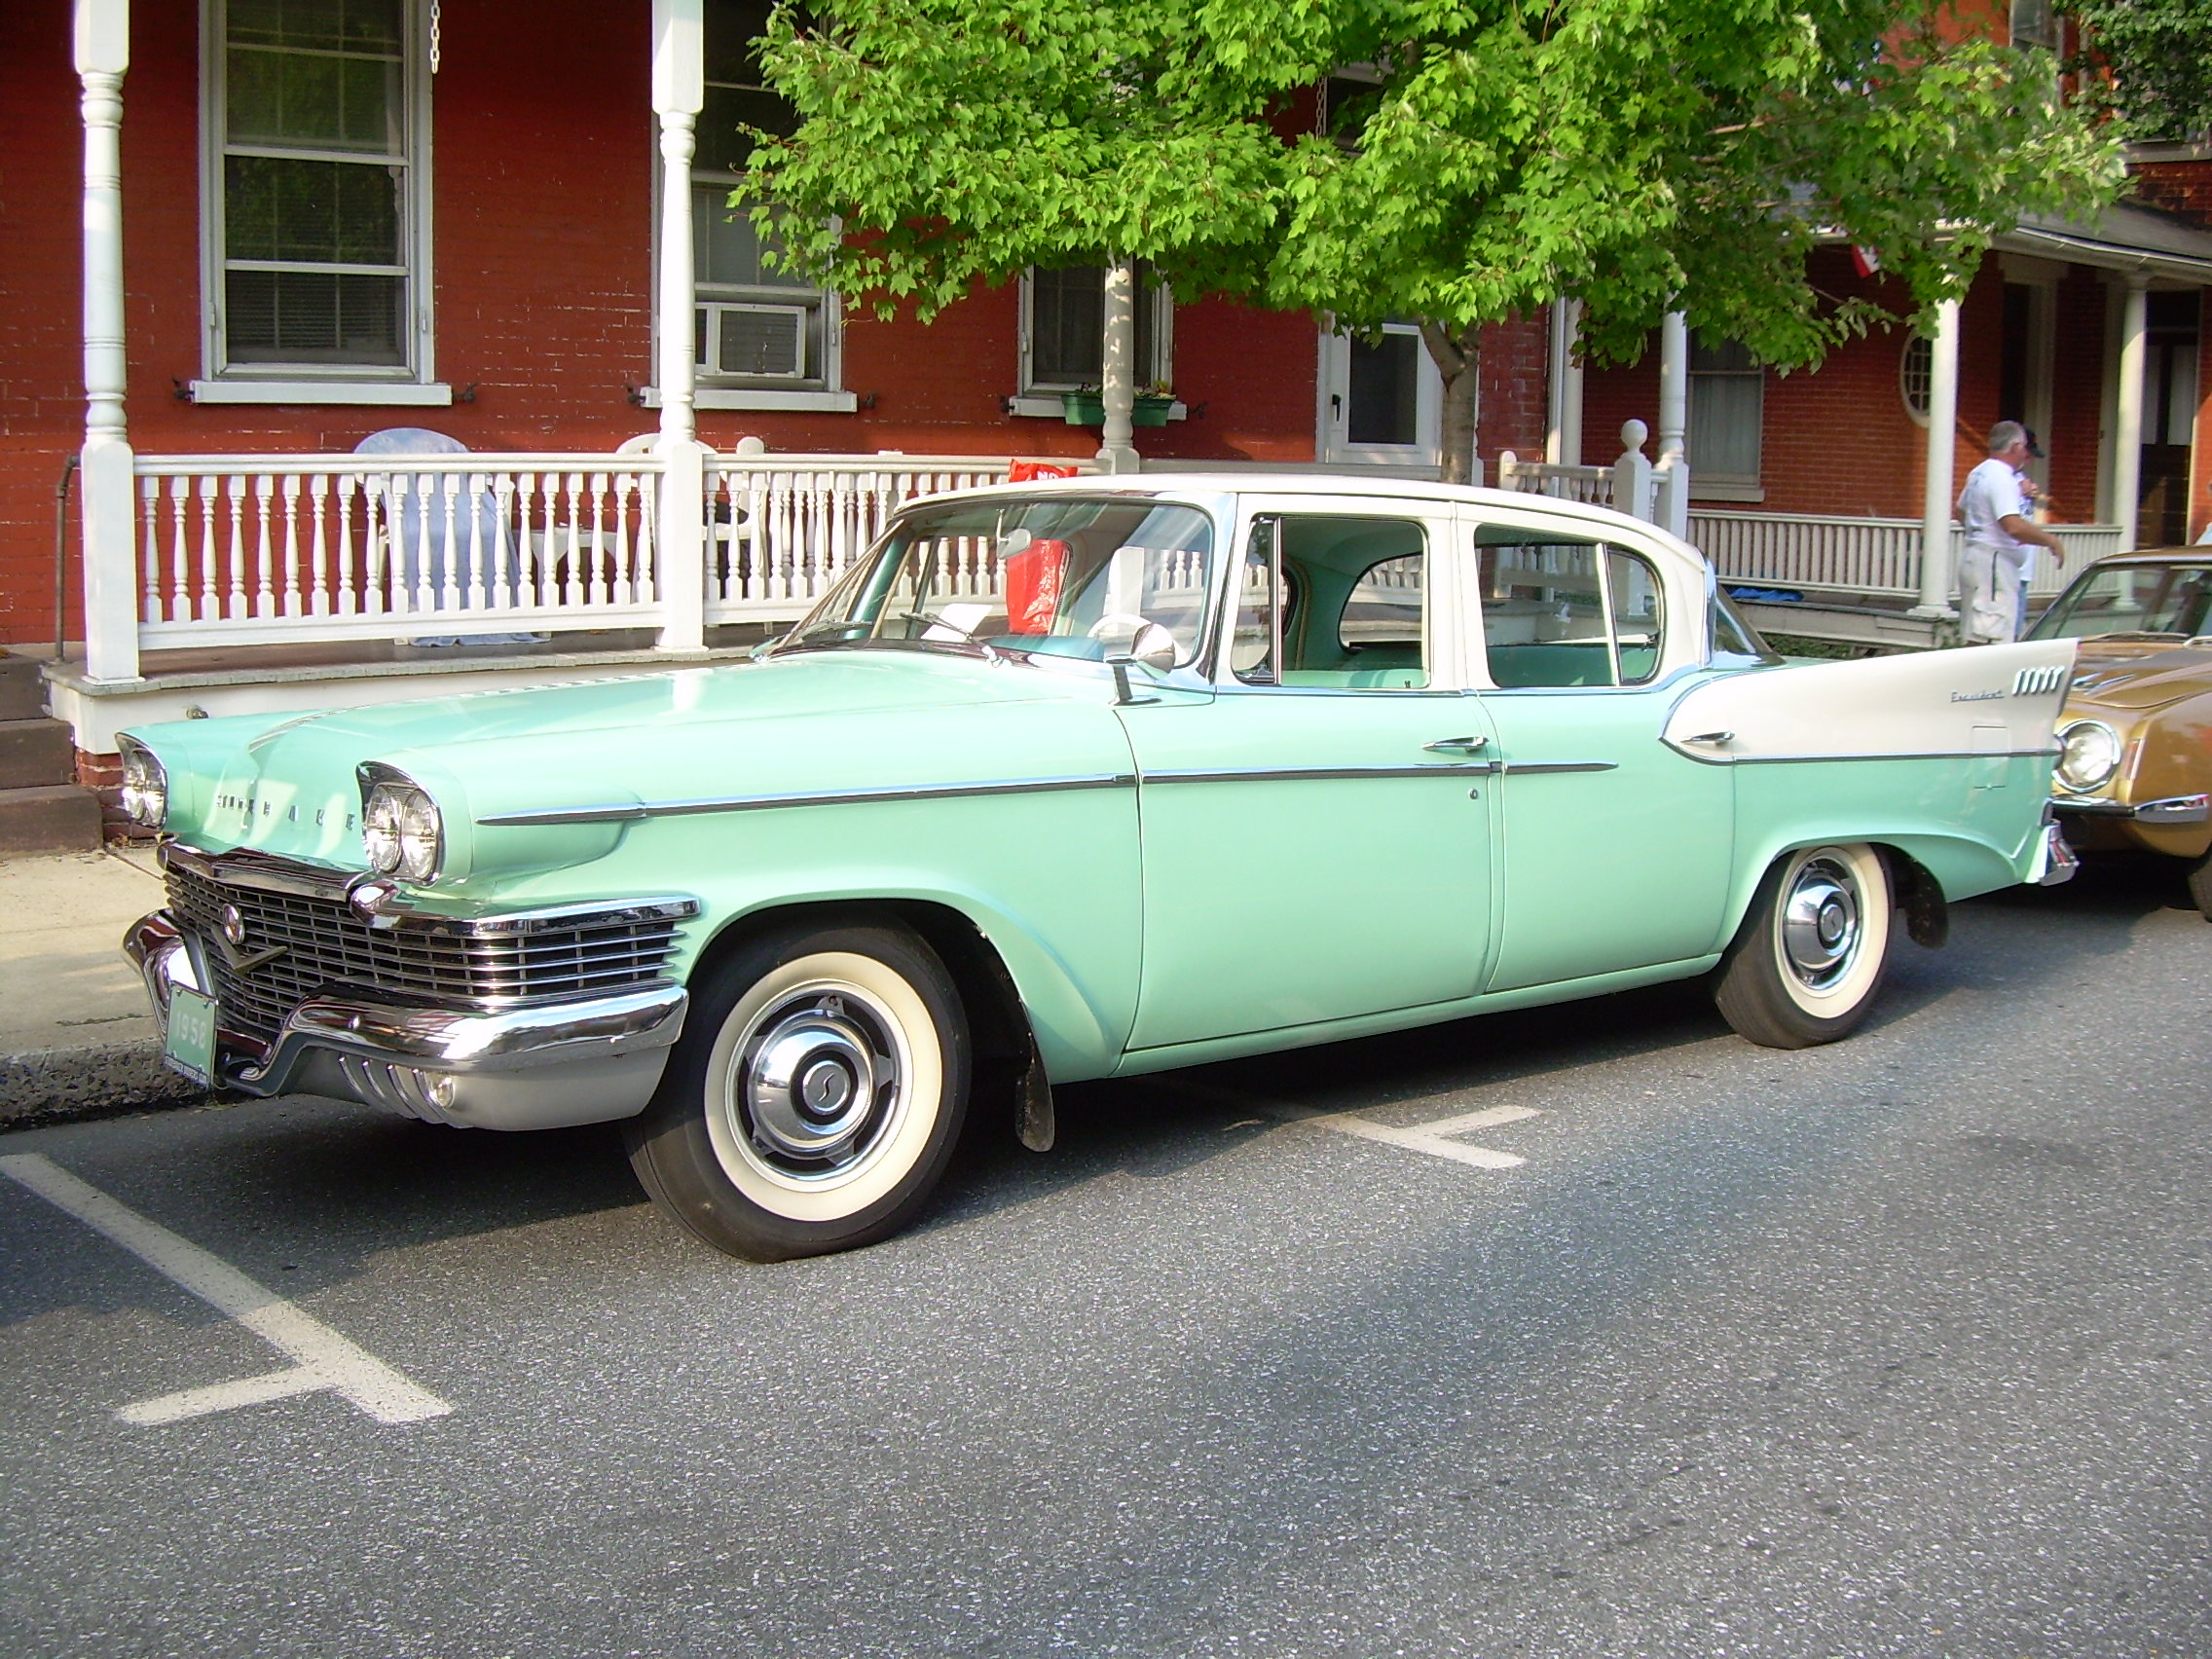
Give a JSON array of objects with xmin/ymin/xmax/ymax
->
[
  {"xmin": 626, "ymin": 921, "xmax": 970, "ymax": 1261},
  {"xmin": 1714, "ymin": 844, "xmax": 1895, "ymax": 1050}
]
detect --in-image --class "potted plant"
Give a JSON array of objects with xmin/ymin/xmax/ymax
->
[
  {"xmin": 1059, "ymin": 387, "xmax": 1105, "ymax": 425},
  {"xmin": 1132, "ymin": 384, "xmax": 1177, "ymax": 426}
]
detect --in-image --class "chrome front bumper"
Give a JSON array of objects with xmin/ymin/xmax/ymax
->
[
  {"xmin": 2049, "ymin": 792, "xmax": 2210, "ymax": 825},
  {"xmin": 126, "ymin": 909, "xmax": 686, "ymax": 1130}
]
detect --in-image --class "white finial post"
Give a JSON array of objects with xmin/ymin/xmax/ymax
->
[{"xmin": 1613, "ymin": 420, "xmax": 1654, "ymax": 523}]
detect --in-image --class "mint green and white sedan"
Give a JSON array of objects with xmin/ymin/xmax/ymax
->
[{"xmin": 120, "ymin": 477, "xmax": 2078, "ymax": 1260}]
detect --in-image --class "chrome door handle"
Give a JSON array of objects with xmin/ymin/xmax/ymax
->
[{"xmin": 1422, "ymin": 735, "xmax": 1489, "ymax": 755}]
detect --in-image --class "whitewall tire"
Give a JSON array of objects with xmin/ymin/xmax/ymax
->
[
  {"xmin": 626, "ymin": 921, "xmax": 970, "ymax": 1261},
  {"xmin": 1714, "ymin": 843, "xmax": 1895, "ymax": 1049}
]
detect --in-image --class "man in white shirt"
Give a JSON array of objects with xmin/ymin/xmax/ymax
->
[{"xmin": 1956, "ymin": 421, "xmax": 2065, "ymax": 644}]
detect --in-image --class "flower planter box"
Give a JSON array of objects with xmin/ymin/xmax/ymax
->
[{"xmin": 1060, "ymin": 392, "xmax": 1176, "ymax": 427}]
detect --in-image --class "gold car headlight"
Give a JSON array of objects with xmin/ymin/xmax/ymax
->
[
  {"xmin": 2054, "ymin": 719, "xmax": 2122, "ymax": 793},
  {"xmin": 360, "ymin": 769, "xmax": 443, "ymax": 883},
  {"xmin": 118, "ymin": 737, "xmax": 167, "ymax": 829}
]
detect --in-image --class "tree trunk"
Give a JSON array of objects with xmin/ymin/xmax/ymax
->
[{"xmin": 1420, "ymin": 320, "xmax": 1481, "ymax": 485}]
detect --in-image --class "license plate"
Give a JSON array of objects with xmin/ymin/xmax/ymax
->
[{"xmin": 164, "ymin": 986, "xmax": 218, "ymax": 1087}]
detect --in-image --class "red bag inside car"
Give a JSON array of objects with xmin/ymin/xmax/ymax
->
[{"xmin": 1004, "ymin": 538, "xmax": 1070, "ymax": 636}]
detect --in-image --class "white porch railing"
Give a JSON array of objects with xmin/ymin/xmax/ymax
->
[
  {"xmin": 1690, "ymin": 511, "xmax": 2120, "ymax": 601},
  {"xmin": 127, "ymin": 451, "xmax": 1091, "ymax": 650},
  {"xmin": 134, "ymin": 455, "xmax": 668, "ymax": 647},
  {"xmin": 703, "ymin": 457, "xmax": 1035, "ymax": 621}
]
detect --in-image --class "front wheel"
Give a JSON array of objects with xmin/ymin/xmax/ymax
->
[
  {"xmin": 1714, "ymin": 844, "xmax": 1895, "ymax": 1050},
  {"xmin": 2187, "ymin": 848, "xmax": 2212, "ymax": 922},
  {"xmin": 625, "ymin": 921, "xmax": 971, "ymax": 1261}
]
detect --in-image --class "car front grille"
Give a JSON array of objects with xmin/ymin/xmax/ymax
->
[{"xmin": 166, "ymin": 860, "xmax": 688, "ymax": 1051}]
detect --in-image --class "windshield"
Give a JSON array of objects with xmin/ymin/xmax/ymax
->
[
  {"xmin": 2029, "ymin": 562, "xmax": 2212, "ymax": 641},
  {"xmin": 778, "ymin": 496, "xmax": 1217, "ymax": 666}
]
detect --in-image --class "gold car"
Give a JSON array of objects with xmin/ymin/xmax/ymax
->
[{"xmin": 2028, "ymin": 550, "xmax": 2212, "ymax": 916}]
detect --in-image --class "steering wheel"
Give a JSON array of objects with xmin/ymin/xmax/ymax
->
[{"xmin": 1087, "ymin": 611, "xmax": 1178, "ymax": 665}]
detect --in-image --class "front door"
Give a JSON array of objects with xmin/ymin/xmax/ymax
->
[
  {"xmin": 1120, "ymin": 504, "xmax": 1495, "ymax": 1051},
  {"xmin": 1318, "ymin": 323, "xmax": 1442, "ymax": 467},
  {"xmin": 1467, "ymin": 517, "xmax": 1735, "ymax": 991}
]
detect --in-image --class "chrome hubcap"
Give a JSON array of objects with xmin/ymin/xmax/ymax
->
[
  {"xmin": 1781, "ymin": 860, "xmax": 1861, "ymax": 991},
  {"xmin": 739, "ymin": 993, "xmax": 897, "ymax": 1173}
]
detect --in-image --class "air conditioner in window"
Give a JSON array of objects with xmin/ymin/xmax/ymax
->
[{"xmin": 696, "ymin": 303, "xmax": 809, "ymax": 380}]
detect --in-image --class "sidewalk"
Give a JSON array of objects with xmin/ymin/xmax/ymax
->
[{"xmin": 0, "ymin": 847, "xmax": 205, "ymax": 1128}]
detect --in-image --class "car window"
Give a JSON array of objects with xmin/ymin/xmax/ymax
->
[
  {"xmin": 2028, "ymin": 563, "xmax": 2212, "ymax": 640},
  {"xmin": 1475, "ymin": 530, "xmax": 1664, "ymax": 687},
  {"xmin": 781, "ymin": 496, "xmax": 1214, "ymax": 666},
  {"xmin": 1233, "ymin": 516, "xmax": 1428, "ymax": 689}
]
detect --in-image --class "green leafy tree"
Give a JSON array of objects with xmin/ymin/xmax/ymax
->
[
  {"xmin": 747, "ymin": 0, "xmax": 2120, "ymax": 481},
  {"xmin": 2068, "ymin": 0, "xmax": 2212, "ymax": 139}
]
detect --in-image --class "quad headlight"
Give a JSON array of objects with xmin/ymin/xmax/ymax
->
[
  {"xmin": 360, "ymin": 768, "xmax": 443, "ymax": 883},
  {"xmin": 119, "ymin": 738, "xmax": 167, "ymax": 829},
  {"xmin": 2054, "ymin": 719, "xmax": 2122, "ymax": 793}
]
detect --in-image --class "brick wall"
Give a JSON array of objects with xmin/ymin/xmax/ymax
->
[
  {"xmin": 0, "ymin": 0, "xmax": 1321, "ymax": 646},
  {"xmin": 1478, "ymin": 313, "xmax": 1552, "ymax": 473}
]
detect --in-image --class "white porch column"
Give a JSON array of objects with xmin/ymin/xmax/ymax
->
[
  {"xmin": 1911, "ymin": 298, "xmax": 1962, "ymax": 617},
  {"xmin": 1545, "ymin": 298, "xmax": 1584, "ymax": 467},
  {"xmin": 651, "ymin": 0, "xmax": 708, "ymax": 653},
  {"xmin": 1656, "ymin": 310, "xmax": 1688, "ymax": 466},
  {"xmin": 1097, "ymin": 259, "xmax": 1139, "ymax": 474},
  {"xmin": 2113, "ymin": 271, "xmax": 2151, "ymax": 552},
  {"xmin": 76, "ymin": 0, "xmax": 138, "ymax": 685},
  {"xmin": 1652, "ymin": 311, "xmax": 1690, "ymax": 537}
]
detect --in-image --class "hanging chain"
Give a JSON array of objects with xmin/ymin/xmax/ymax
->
[{"xmin": 428, "ymin": 0, "xmax": 442, "ymax": 74}]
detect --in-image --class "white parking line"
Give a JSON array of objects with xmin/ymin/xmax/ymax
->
[
  {"xmin": 0, "ymin": 1153, "xmax": 451, "ymax": 1427},
  {"xmin": 1161, "ymin": 1081, "xmax": 1542, "ymax": 1168}
]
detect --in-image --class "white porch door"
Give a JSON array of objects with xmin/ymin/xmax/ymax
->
[{"xmin": 1318, "ymin": 323, "xmax": 1441, "ymax": 466}]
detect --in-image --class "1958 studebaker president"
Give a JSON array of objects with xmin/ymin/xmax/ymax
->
[{"xmin": 119, "ymin": 477, "xmax": 2080, "ymax": 1260}]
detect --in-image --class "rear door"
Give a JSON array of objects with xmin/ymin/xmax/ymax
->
[{"xmin": 1466, "ymin": 510, "xmax": 1736, "ymax": 991}]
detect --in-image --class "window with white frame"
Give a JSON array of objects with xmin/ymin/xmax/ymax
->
[
  {"xmin": 1020, "ymin": 265, "xmax": 1172, "ymax": 395},
  {"xmin": 2009, "ymin": 0, "xmax": 2057, "ymax": 50},
  {"xmin": 1687, "ymin": 339, "xmax": 1763, "ymax": 488},
  {"xmin": 205, "ymin": 0, "xmax": 425, "ymax": 378},
  {"xmin": 695, "ymin": 0, "xmax": 834, "ymax": 390}
]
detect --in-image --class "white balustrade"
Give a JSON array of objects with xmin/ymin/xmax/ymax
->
[
  {"xmin": 703, "ymin": 457, "xmax": 1074, "ymax": 620},
  {"xmin": 1495, "ymin": 451, "xmax": 1614, "ymax": 509},
  {"xmin": 134, "ymin": 455, "xmax": 664, "ymax": 647},
  {"xmin": 1691, "ymin": 511, "xmax": 2118, "ymax": 603}
]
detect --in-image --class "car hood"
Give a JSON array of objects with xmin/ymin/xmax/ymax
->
[
  {"xmin": 130, "ymin": 650, "xmax": 1143, "ymax": 873},
  {"xmin": 2063, "ymin": 639, "xmax": 2212, "ymax": 715}
]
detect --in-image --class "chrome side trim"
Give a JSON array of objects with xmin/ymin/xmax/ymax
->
[
  {"xmin": 1664, "ymin": 744, "xmax": 2060, "ymax": 767},
  {"xmin": 1498, "ymin": 760, "xmax": 1619, "ymax": 775},
  {"xmin": 477, "ymin": 773, "xmax": 1138, "ymax": 828},
  {"xmin": 1142, "ymin": 762, "xmax": 1498, "ymax": 784},
  {"xmin": 2050, "ymin": 792, "xmax": 2210, "ymax": 824}
]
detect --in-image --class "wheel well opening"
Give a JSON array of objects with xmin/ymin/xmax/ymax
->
[
  {"xmin": 686, "ymin": 900, "xmax": 1032, "ymax": 1066},
  {"xmin": 1872, "ymin": 843, "xmax": 1948, "ymax": 949}
]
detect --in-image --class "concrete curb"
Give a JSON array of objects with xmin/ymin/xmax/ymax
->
[{"xmin": 0, "ymin": 1040, "xmax": 210, "ymax": 1131}]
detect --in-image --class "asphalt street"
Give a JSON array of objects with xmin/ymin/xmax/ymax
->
[{"xmin": 2, "ymin": 856, "xmax": 2207, "ymax": 1659}]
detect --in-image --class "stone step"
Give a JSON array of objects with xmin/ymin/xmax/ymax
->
[
  {"xmin": 0, "ymin": 653, "xmax": 47, "ymax": 722},
  {"xmin": 0, "ymin": 719, "xmax": 78, "ymax": 792},
  {"xmin": 0, "ymin": 785, "xmax": 103, "ymax": 856}
]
